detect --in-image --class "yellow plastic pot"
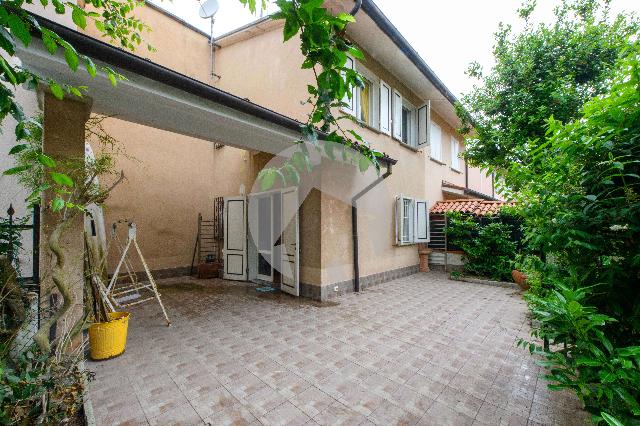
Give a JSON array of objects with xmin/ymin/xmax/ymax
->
[{"xmin": 88, "ymin": 312, "xmax": 130, "ymax": 360}]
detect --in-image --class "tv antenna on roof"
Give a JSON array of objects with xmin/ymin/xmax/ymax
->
[{"xmin": 199, "ymin": 0, "xmax": 221, "ymax": 81}]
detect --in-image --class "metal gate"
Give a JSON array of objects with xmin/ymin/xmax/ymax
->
[{"xmin": 1, "ymin": 204, "xmax": 40, "ymax": 290}]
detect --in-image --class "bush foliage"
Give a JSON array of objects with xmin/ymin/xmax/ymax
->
[
  {"xmin": 516, "ymin": 43, "xmax": 640, "ymax": 424},
  {"xmin": 446, "ymin": 212, "xmax": 518, "ymax": 282},
  {"xmin": 457, "ymin": 1, "xmax": 640, "ymax": 423}
]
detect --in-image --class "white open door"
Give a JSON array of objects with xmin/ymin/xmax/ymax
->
[
  {"xmin": 223, "ymin": 196, "xmax": 247, "ymax": 281},
  {"xmin": 280, "ymin": 188, "xmax": 299, "ymax": 296}
]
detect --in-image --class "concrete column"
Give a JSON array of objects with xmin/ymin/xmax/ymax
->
[{"xmin": 40, "ymin": 92, "xmax": 91, "ymax": 349}]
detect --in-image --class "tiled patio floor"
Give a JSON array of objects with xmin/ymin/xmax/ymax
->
[{"xmin": 87, "ymin": 273, "xmax": 589, "ymax": 425}]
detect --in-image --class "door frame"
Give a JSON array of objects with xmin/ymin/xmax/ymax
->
[{"xmin": 223, "ymin": 196, "xmax": 247, "ymax": 281}]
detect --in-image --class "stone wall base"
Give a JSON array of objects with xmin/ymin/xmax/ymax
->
[{"xmin": 300, "ymin": 264, "xmax": 419, "ymax": 301}]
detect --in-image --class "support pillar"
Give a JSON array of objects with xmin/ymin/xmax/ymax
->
[{"xmin": 40, "ymin": 92, "xmax": 91, "ymax": 350}]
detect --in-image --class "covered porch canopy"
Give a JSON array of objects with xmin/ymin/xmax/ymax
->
[
  {"xmin": 14, "ymin": 17, "xmax": 312, "ymax": 330},
  {"xmin": 18, "ymin": 17, "xmax": 304, "ymax": 154},
  {"xmin": 17, "ymin": 17, "xmax": 396, "ymax": 320}
]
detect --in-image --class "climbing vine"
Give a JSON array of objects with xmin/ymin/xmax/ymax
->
[
  {"xmin": 1, "ymin": 0, "xmax": 148, "ymax": 211},
  {"xmin": 242, "ymin": 0, "xmax": 385, "ymax": 189},
  {"xmin": 3, "ymin": 0, "xmax": 381, "ymax": 200}
]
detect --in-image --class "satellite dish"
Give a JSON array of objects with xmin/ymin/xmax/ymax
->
[{"xmin": 199, "ymin": 0, "xmax": 219, "ymax": 19}]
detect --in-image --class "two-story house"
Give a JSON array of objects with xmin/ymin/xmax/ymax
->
[{"xmin": 10, "ymin": 0, "xmax": 496, "ymax": 302}]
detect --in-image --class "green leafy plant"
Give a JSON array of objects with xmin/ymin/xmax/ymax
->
[
  {"xmin": 512, "ymin": 40, "xmax": 640, "ymax": 425},
  {"xmin": 1, "ymin": 0, "xmax": 150, "ymax": 213},
  {"xmin": 253, "ymin": 0, "xmax": 384, "ymax": 189},
  {"xmin": 457, "ymin": 0, "xmax": 638, "ymax": 188},
  {"xmin": 446, "ymin": 211, "xmax": 518, "ymax": 281},
  {"xmin": 519, "ymin": 282, "xmax": 640, "ymax": 425},
  {"xmin": 0, "ymin": 348, "xmax": 90, "ymax": 424}
]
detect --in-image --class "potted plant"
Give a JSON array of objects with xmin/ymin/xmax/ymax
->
[
  {"xmin": 85, "ymin": 234, "xmax": 130, "ymax": 360},
  {"xmin": 512, "ymin": 254, "xmax": 533, "ymax": 291}
]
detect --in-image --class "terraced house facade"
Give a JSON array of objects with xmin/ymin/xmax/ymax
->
[{"xmin": 5, "ymin": 0, "xmax": 496, "ymax": 301}]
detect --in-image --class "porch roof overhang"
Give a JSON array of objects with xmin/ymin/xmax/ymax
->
[{"xmin": 19, "ymin": 16, "xmax": 395, "ymax": 165}]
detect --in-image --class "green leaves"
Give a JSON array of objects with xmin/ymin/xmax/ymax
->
[
  {"xmin": 283, "ymin": 16, "xmax": 300, "ymax": 41},
  {"xmin": 86, "ymin": 57, "xmax": 97, "ymax": 78},
  {"xmin": 3, "ymin": 165, "xmax": 31, "ymax": 175},
  {"xmin": 64, "ymin": 47, "xmax": 79, "ymax": 71},
  {"xmin": 600, "ymin": 412, "xmax": 624, "ymax": 426},
  {"xmin": 36, "ymin": 154, "xmax": 56, "ymax": 168},
  {"xmin": 48, "ymin": 81, "xmax": 64, "ymax": 100},
  {"xmin": 71, "ymin": 6, "xmax": 87, "ymax": 29},
  {"xmin": 51, "ymin": 197, "xmax": 65, "ymax": 212},
  {"xmin": 7, "ymin": 14, "xmax": 31, "ymax": 47},
  {"xmin": 49, "ymin": 172, "xmax": 73, "ymax": 187}
]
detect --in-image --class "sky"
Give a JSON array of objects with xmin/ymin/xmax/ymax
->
[{"xmin": 150, "ymin": 0, "xmax": 640, "ymax": 98}]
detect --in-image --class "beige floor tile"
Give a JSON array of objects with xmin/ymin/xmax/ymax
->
[{"xmin": 88, "ymin": 274, "xmax": 589, "ymax": 425}]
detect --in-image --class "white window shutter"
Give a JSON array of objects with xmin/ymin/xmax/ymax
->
[
  {"xmin": 414, "ymin": 199, "xmax": 430, "ymax": 243},
  {"xmin": 392, "ymin": 90, "xmax": 403, "ymax": 140},
  {"xmin": 430, "ymin": 122, "xmax": 442, "ymax": 161},
  {"xmin": 408, "ymin": 109, "xmax": 415, "ymax": 147},
  {"xmin": 379, "ymin": 80, "xmax": 391, "ymax": 135},
  {"xmin": 417, "ymin": 100, "xmax": 430, "ymax": 147},
  {"xmin": 395, "ymin": 196, "xmax": 403, "ymax": 245},
  {"xmin": 451, "ymin": 137, "xmax": 460, "ymax": 170}
]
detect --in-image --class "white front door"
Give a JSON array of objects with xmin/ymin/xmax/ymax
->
[
  {"xmin": 280, "ymin": 188, "xmax": 299, "ymax": 296},
  {"xmin": 223, "ymin": 196, "xmax": 247, "ymax": 281}
]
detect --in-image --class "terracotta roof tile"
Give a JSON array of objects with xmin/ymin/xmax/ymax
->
[{"xmin": 430, "ymin": 199, "xmax": 514, "ymax": 216}]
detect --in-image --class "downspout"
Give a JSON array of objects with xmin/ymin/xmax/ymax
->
[
  {"xmin": 352, "ymin": 162, "xmax": 393, "ymax": 293},
  {"xmin": 465, "ymin": 162, "xmax": 469, "ymax": 190},
  {"xmin": 350, "ymin": 0, "xmax": 363, "ymax": 16}
]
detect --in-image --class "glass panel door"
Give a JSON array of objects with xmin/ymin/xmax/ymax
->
[{"xmin": 257, "ymin": 195, "xmax": 273, "ymax": 281}]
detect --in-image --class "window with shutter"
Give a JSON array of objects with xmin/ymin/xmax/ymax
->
[
  {"xmin": 451, "ymin": 137, "xmax": 461, "ymax": 171},
  {"xmin": 414, "ymin": 200, "xmax": 430, "ymax": 243},
  {"xmin": 430, "ymin": 122, "xmax": 443, "ymax": 161},
  {"xmin": 393, "ymin": 90, "xmax": 403, "ymax": 140},
  {"xmin": 379, "ymin": 81, "xmax": 391, "ymax": 135},
  {"xmin": 396, "ymin": 195, "xmax": 419, "ymax": 245},
  {"xmin": 357, "ymin": 77, "xmax": 373, "ymax": 126},
  {"xmin": 417, "ymin": 101, "xmax": 430, "ymax": 147}
]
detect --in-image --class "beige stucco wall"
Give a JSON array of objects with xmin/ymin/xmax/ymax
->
[
  {"xmin": 213, "ymin": 23, "xmax": 494, "ymax": 286},
  {"xmin": 80, "ymin": 6, "xmax": 256, "ymax": 273},
  {"xmin": 78, "ymin": 5, "xmax": 494, "ymax": 285}
]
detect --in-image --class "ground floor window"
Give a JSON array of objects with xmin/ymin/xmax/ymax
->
[{"xmin": 396, "ymin": 195, "xmax": 430, "ymax": 245}]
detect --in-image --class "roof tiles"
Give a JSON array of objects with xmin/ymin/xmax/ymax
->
[{"xmin": 430, "ymin": 199, "xmax": 514, "ymax": 216}]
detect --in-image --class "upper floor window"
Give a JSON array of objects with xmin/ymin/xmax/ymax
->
[
  {"xmin": 342, "ymin": 57, "xmax": 431, "ymax": 152},
  {"xmin": 358, "ymin": 77, "xmax": 373, "ymax": 126},
  {"xmin": 430, "ymin": 122, "xmax": 443, "ymax": 161},
  {"xmin": 401, "ymin": 106, "xmax": 411, "ymax": 145},
  {"xmin": 451, "ymin": 137, "xmax": 461, "ymax": 171},
  {"xmin": 342, "ymin": 57, "xmax": 378, "ymax": 129}
]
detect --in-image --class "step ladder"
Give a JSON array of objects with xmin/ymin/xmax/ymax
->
[{"xmin": 108, "ymin": 222, "xmax": 171, "ymax": 326}]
